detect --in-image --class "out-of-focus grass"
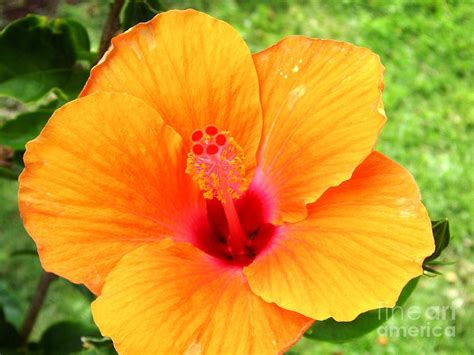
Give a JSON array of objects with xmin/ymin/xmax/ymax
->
[{"xmin": 1, "ymin": 0, "xmax": 472, "ymax": 353}]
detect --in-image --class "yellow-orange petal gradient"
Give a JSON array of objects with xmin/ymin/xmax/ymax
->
[
  {"xmin": 92, "ymin": 240, "xmax": 313, "ymax": 354},
  {"xmin": 82, "ymin": 9, "xmax": 263, "ymax": 183},
  {"xmin": 245, "ymin": 152, "xmax": 434, "ymax": 321},
  {"xmin": 19, "ymin": 92, "xmax": 203, "ymax": 294},
  {"xmin": 253, "ymin": 37, "xmax": 386, "ymax": 223}
]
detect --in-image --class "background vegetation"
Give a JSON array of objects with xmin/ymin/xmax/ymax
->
[{"xmin": 0, "ymin": 0, "xmax": 472, "ymax": 354}]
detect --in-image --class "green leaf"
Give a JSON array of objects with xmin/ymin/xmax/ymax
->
[
  {"xmin": 424, "ymin": 219, "xmax": 450, "ymax": 266},
  {"xmin": 426, "ymin": 260, "xmax": 455, "ymax": 266},
  {"xmin": 10, "ymin": 249, "xmax": 38, "ymax": 257},
  {"xmin": 121, "ymin": 0, "xmax": 165, "ymax": 30},
  {"xmin": 40, "ymin": 321, "xmax": 101, "ymax": 354},
  {"xmin": 304, "ymin": 277, "xmax": 419, "ymax": 343},
  {"xmin": 0, "ymin": 166, "xmax": 19, "ymax": 180},
  {"xmin": 0, "ymin": 306, "xmax": 22, "ymax": 348},
  {"xmin": 0, "ymin": 110, "xmax": 51, "ymax": 150},
  {"xmin": 423, "ymin": 265, "xmax": 443, "ymax": 276},
  {"xmin": 70, "ymin": 283, "xmax": 96, "ymax": 302},
  {"xmin": 61, "ymin": 18, "xmax": 96, "ymax": 63},
  {"xmin": 63, "ymin": 19, "xmax": 91, "ymax": 54},
  {"xmin": 0, "ymin": 15, "xmax": 90, "ymax": 102},
  {"xmin": 0, "ymin": 281, "xmax": 23, "ymax": 327}
]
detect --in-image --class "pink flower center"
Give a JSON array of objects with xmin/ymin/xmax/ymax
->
[{"xmin": 186, "ymin": 126, "xmax": 275, "ymax": 266}]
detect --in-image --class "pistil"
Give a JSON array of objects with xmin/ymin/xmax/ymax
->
[
  {"xmin": 215, "ymin": 164, "xmax": 248, "ymax": 255},
  {"xmin": 186, "ymin": 125, "xmax": 248, "ymax": 256}
]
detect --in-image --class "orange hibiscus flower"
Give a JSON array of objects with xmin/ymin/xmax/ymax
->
[{"xmin": 19, "ymin": 9, "xmax": 435, "ymax": 354}]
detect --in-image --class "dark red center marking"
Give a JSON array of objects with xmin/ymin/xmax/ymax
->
[{"xmin": 190, "ymin": 187, "xmax": 276, "ymax": 267}]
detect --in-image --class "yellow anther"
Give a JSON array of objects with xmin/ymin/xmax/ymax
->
[{"xmin": 186, "ymin": 130, "xmax": 246, "ymax": 202}]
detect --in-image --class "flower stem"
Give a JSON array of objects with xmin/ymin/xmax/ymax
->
[
  {"xmin": 96, "ymin": 0, "xmax": 126, "ymax": 65},
  {"xmin": 20, "ymin": 271, "xmax": 57, "ymax": 344}
]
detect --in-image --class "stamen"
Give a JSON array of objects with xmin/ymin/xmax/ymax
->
[{"xmin": 186, "ymin": 126, "xmax": 247, "ymax": 254}]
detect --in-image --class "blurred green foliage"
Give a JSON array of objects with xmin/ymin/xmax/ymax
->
[
  {"xmin": 0, "ymin": 0, "xmax": 472, "ymax": 354},
  {"xmin": 121, "ymin": 0, "xmax": 165, "ymax": 30},
  {"xmin": 0, "ymin": 15, "xmax": 90, "ymax": 103}
]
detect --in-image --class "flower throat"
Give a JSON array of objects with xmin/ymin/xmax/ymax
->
[{"xmin": 186, "ymin": 125, "xmax": 251, "ymax": 258}]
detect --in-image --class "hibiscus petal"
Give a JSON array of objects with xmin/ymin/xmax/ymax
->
[
  {"xmin": 82, "ymin": 9, "xmax": 263, "ymax": 179},
  {"xmin": 253, "ymin": 37, "xmax": 386, "ymax": 223},
  {"xmin": 19, "ymin": 92, "xmax": 203, "ymax": 294},
  {"xmin": 92, "ymin": 240, "xmax": 313, "ymax": 354},
  {"xmin": 245, "ymin": 152, "xmax": 435, "ymax": 321}
]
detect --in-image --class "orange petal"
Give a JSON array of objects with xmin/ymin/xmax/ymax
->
[
  {"xmin": 253, "ymin": 37, "xmax": 386, "ymax": 223},
  {"xmin": 92, "ymin": 240, "xmax": 313, "ymax": 354},
  {"xmin": 82, "ymin": 10, "xmax": 262, "ymax": 180},
  {"xmin": 245, "ymin": 152, "xmax": 434, "ymax": 321},
  {"xmin": 19, "ymin": 92, "xmax": 203, "ymax": 294}
]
